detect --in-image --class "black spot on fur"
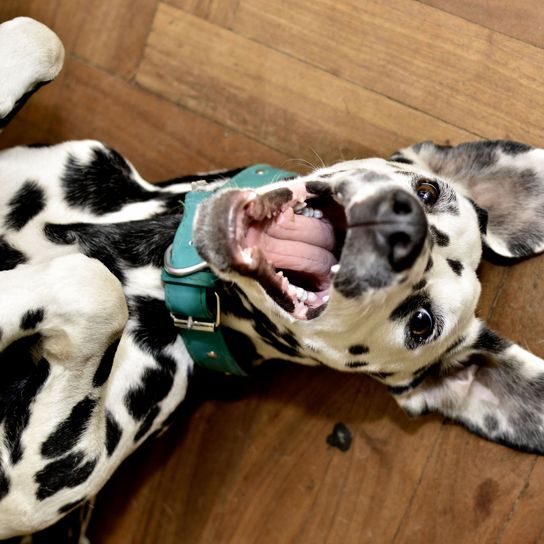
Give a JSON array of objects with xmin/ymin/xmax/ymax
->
[
  {"xmin": 390, "ymin": 156, "xmax": 414, "ymax": 165},
  {"xmin": 0, "ymin": 337, "xmax": 50, "ymax": 465},
  {"xmin": 430, "ymin": 225, "xmax": 450, "ymax": 247},
  {"xmin": 58, "ymin": 498, "xmax": 86, "ymax": 514},
  {"xmin": 5, "ymin": 180, "xmax": 45, "ymax": 230},
  {"xmin": 388, "ymin": 361, "xmax": 442, "ymax": 395},
  {"xmin": 93, "ymin": 339, "xmax": 120, "ymax": 388},
  {"xmin": 134, "ymin": 406, "xmax": 160, "ymax": 442},
  {"xmin": 0, "ymin": 237, "xmax": 27, "ymax": 270},
  {"xmin": 61, "ymin": 146, "xmax": 171, "ymax": 215},
  {"xmin": 125, "ymin": 353, "xmax": 176, "ymax": 421},
  {"xmin": 498, "ymin": 141, "xmax": 532, "ymax": 155},
  {"xmin": 128, "ymin": 296, "xmax": 178, "ymax": 355},
  {"xmin": 473, "ymin": 327, "xmax": 511, "ymax": 354},
  {"xmin": 0, "ymin": 461, "xmax": 9, "ymax": 501},
  {"xmin": 447, "ymin": 259, "xmax": 463, "ymax": 276},
  {"xmin": 484, "ymin": 415, "xmax": 499, "ymax": 433},
  {"xmin": 307, "ymin": 304, "xmax": 328, "ymax": 320},
  {"xmin": 412, "ymin": 279, "xmax": 427, "ymax": 291},
  {"xmin": 326, "ymin": 422, "xmax": 352, "ymax": 452},
  {"xmin": 221, "ymin": 287, "xmax": 302, "ymax": 359},
  {"xmin": 346, "ymin": 361, "xmax": 369, "ymax": 368},
  {"xmin": 35, "ymin": 451, "xmax": 97, "ymax": 500},
  {"xmin": 41, "ymin": 397, "xmax": 97, "ymax": 459},
  {"xmin": 44, "ymin": 215, "xmax": 180, "ymax": 282},
  {"xmin": 222, "ymin": 327, "xmax": 261, "ymax": 369},
  {"xmin": 390, "ymin": 292, "xmax": 431, "ymax": 321},
  {"xmin": 306, "ymin": 181, "xmax": 332, "ymax": 196},
  {"xmin": 105, "ymin": 411, "xmax": 123, "ymax": 456},
  {"xmin": 425, "ymin": 256, "xmax": 433, "ymax": 272},
  {"xmin": 25, "ymin": 142, "xmax": 54, "ymax": 148},
  {"xmin": 445, "ymin": 335, "xmax": 466, "ymax": 354},
  {"xmin": 348, "ymin": 344, "xmax": 369, "ymax": 355},
  {"xmin": 468, "ymin": 198, "xmax": 489, "ymax": 235},
  {"xmin": 20, "ymin": 307, "xmax": 45, "ymax": 330}
]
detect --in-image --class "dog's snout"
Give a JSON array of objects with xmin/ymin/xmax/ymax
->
[{"xmin": 349, "ymin": 189, "xmax": 427, "ymax": 272}]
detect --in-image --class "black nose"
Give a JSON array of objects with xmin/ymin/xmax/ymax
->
[{"xmin": 349, "ymin": 189, "xmax": 427, "ymax": 271}]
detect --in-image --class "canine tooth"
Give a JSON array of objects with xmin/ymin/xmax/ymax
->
[
  {"xmin": 296, "ymin": 288, "xmax": 308, "ymax": 302},
  {"xmin": 294, "ymin": 202, "xmax": 307, "ymax": 212},
  {"xmin": 323, "ymin": 295, "xmax": 330, "ymax": 303},
  {"xmin": 330, "ymin": 264, "xmax": 340, "ymax": 274}
]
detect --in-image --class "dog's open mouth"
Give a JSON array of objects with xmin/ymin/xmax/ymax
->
[{"xmin": 225, "ymin": 183, "xmax": 346, "ymax": 319}]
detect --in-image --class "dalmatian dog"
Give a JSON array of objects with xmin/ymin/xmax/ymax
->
[{"xmin": 2, "ymin": 15, "xmax": 544, "ymax": 541}]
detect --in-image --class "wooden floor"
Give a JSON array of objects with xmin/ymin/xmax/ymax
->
[{"xmin": 3, "ymin": 1, "xmax": 544, "ymax": 542}]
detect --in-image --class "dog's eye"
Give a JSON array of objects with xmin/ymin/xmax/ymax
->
[
  {"xmin": 409, "ymin": 308, "xmax": 434, "ymax": 340},
  {"xmin": 415, "ymin": 180, "xmax": 439, "ymax": 206}
]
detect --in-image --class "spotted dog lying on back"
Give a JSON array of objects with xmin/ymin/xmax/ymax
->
[{"xmin": 3, "ymin": 15, "xmax": 544, "ymax": 541}]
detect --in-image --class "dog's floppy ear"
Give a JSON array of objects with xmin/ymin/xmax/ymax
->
[
  {"xmin": 392, "ymin": 321, "xmax": 544, "ymax": 454},
  {"xmin": 390, "ymin": 140, "xmax": 544, "ymax": 260}
]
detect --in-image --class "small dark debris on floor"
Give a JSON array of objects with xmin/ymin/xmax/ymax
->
[{"xmin": 326, "ymin": 422, "xmax": 352, "ymax": 452}]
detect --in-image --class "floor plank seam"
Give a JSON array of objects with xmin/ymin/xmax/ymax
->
[
  {"xmin": 390, "ymin": 420, "xmax": 444, "ymax": 543},
  {"xmin": 131, "ymin": 1, "xmax": 162, "ymax": 86},
  {"xmin": 413, "ymin": 0, "xmax": 544, "ymax": 52},
  {"xmin": 494, "ymin": 456, "xmax": 539, "ymax": 544}
]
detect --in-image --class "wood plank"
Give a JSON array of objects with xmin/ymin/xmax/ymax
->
[
  {"xmin": 0, "ymin": 1, "xmax": 57, "ymax": 26},
  {"xmin": 420, "ymin": 0, "xmax": 544, "ymax": 50},
  {"xmin": 393, "ymin": 424, "xmax": 536, "ymax": 544},
  {"xmin": 167, "ymin": 0, "xmax": 240, "ymax": 27},
  {"xmin": 13, "ymin": 57, "xmax": 288, "ymax": 180},
  {"xmin": 232, "ymin": 0, "xmax": 544, "ymax": 145},
  {"xmin": 88, "ymin": 366, "xmax": 444, "ymax": 543},
  {"xmin": 498, "ymin": 457, "xmax": 544, "ymax": 543},
  {"xmin": 69, "ymin": 0, "xmax": 159, "ymax": 79},
  {"xmin": 137, "ymin": 4, "xmax": 476, "ymax": 167},
  {"xmin": 0, "ymin": 1, "xmax": 158, "ymax": 80}
]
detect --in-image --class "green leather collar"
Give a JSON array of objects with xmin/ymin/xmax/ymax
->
[{"xmin": 162, "ymin": 164, "xmax": 296, "ymax": 375}]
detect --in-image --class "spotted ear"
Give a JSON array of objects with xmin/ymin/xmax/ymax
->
[
  {"xmin": 391, "ymin": 323, "xmax": 544, "ymax": 454},
  {"xmin": 390, "ymin": 140, "xmax": 544, "ymax": 260}
]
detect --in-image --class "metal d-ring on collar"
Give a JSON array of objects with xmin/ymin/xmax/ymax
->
[{"xmin": 161, "ymin": 164, "xmax": 296, "ymax": 376}]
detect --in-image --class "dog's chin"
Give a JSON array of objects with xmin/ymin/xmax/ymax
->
[{"xmin": 197, "ymin": 181, "xmax": 347, "ymax": 320}]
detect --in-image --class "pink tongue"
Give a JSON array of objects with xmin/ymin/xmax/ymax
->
[{"xmin": 245, "ymin": 208, "xmax": 337, "ymax": 281}]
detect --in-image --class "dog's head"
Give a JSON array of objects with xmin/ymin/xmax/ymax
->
[{"xmin": 195, "ymin": 140, "xmax": 544, "ymax": 452}]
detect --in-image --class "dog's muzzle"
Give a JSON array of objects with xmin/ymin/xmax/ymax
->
[{"xmin": 333, "ymin": 188, "xmax": 427, "ymax": 297}]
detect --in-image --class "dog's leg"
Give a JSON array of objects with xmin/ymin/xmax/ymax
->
[
  {"xmin": 0, "ymin": 17, "xmax": 64, "ymax": 130},
  {"xmin": 0, "ymin": 254, "xmax": 127, "ymax": 537},
  {"xmin": 0, "ymin": 254, "xmax": 126, "ymax": 364}
]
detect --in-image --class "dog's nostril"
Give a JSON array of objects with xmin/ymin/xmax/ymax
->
[{"xmin": 392, "ymin": 191, "xmax": 413, "ymax": 215}]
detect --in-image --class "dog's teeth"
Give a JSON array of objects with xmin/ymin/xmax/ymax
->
[
  {"xmin": 240, "ymin": 247, "xmax": 253, "ymax": 264},
  {"xmin": 295, "ymin": 287, "xmax": 306, "ymax": 301},
  {"xmin": 294, "ymin": 202, "xmax": 307, "ymax": 213},
  {"xmin": 288, "ymin": 285, "xmax": 297, "ymax": 295},
  {"xmin": 307, "ymin": 292, "xmax": 317, "ymax": 303},
  {"xmin": 330, "ymin": 264, "xmax": 340, "ymax": 274},
  {"xmin": 313, "ymin": 209, "xmax": 323, "ymax": 219},
  {"xmin": 323, "ymin": 295, "xmax": 330, "ymax": 303}
]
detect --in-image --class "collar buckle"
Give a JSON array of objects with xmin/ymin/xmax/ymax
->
[{"xmin": 171, "ymin": 292, "xmax": 221, "ymax": 332}]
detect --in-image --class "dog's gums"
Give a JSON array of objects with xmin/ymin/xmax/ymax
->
[{"xmin": 227, "ymin": 185, "xmax": 347, "ymax": 319}]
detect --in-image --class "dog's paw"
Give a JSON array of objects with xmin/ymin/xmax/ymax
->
[{"xmin": 0, "ymin": 17, "xmax": 64, "ymax": 119}]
